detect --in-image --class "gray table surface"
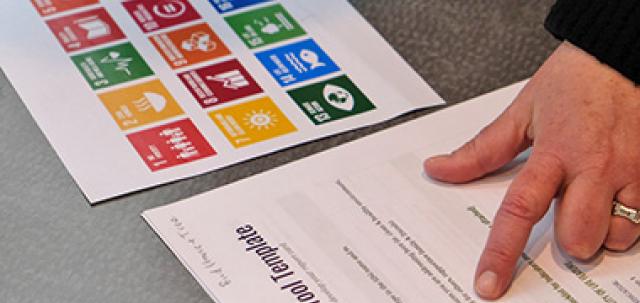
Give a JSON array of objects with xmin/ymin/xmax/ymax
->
[{"xmin": 0, "ymin": 1, "xmax": 559, "ymax": 302}]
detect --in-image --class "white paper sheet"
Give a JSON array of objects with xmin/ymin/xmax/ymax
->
[
  {"xmin": 0, "ymin": 0, "xmax": 443, "ymax": 203},
  {"xmin": 143, "ymin": 82, "xmax": 640, "ymax": 303}
]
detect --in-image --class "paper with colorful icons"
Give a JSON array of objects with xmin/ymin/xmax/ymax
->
[{"xmin": 0, "ymin": 0, "xmax": 444, "ymax": 203}]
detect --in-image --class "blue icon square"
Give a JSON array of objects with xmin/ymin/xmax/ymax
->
[
  {"xmin": 209, "ymin": 0, "xmax": 270, "ymax": 13},
  {"xmin": 255, "ymin": 39, "xmax": 341, "ymax": 87}
]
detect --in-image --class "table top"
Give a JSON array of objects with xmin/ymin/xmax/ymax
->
[{"xmin": 0, "ymin": 1, "xmax": 559, "ymax": 302}]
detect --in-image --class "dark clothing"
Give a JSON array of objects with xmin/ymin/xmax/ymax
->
[{"xmin": 546, "ymin": 0, "xmax": 640, "ymax": 83}]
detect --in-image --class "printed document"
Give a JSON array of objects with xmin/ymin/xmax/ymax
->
[{"xmin": 144, "ymin": 82, "xmax": 640, "ymax": 302}]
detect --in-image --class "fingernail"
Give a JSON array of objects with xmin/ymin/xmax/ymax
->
[
  {"xmin": 475, "ymin": 271, "xmax": 498, "ymax": 298},
  {"xmin": 425, "ymin": 155, "xmax": 446, "ymax": 166}
]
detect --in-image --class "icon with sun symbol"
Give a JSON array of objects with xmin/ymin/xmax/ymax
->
[{"xmin": 243, "ymin": 109, "xmax": 278, "ymax": 130}]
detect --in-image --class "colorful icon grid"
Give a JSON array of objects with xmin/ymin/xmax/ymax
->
[
  {"xmin": 33, "ymin": 0, "xmax": 216, "ymax": 172},
  {"xmin": 123, "ymin": 0, "xmax": 300, "ymax": 149},
  {"xmin": 31, "ymin": 0, "xmax": 377, "ymax": 168}
]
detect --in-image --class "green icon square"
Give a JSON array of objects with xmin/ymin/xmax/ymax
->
[
  {"xmin": 225, "ymin": 4, "xmax": 306, "ymax": 49},
  {"xmin": 71, "ymin": 43, "xmax": 154, "ymax": 90},
  {"xmin": 288, "ymin": 75, "xmax": 376, "ymax": 125}
]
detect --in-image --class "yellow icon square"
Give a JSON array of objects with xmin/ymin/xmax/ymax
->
[
  {"xmin": 98, "ymin": 80, "xmax": 185, "ymax": 130},
  {"xmin": 209, "ymin": 97, "xmax": 297, "ymax": 148}
]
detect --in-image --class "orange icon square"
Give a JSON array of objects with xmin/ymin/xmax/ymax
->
[
  {"xmin": 209, "ymin": 97, "xmax": 297, "ymax": 148},
  {"xmin": 98, "ymin": 80, "xmax": 185, "ymax": 130},
  {"xmin": 149, "ymin": 23, "xmax": 231, "ymax": 69}
]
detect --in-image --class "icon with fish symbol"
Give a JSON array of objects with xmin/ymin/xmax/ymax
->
[{"xmin": 299, "ymin": 49, "xmax": 326, "ymax": 70}]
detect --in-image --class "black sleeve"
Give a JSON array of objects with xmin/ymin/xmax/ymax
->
[{"xmin": 545, "ymin": 0, "xmax": 640, "ymax": 83}]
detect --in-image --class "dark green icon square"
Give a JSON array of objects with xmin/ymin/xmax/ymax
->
[
  {"xmin": 225, "ymin": 4, "xmax": 306, "ymax": 49},
  {"xmin": 71, "ymin": 42, "xmax": 154, "ymax": 90},
  {"xmin": 288, "ymin": 75, "xmax": 376, "ymax": 125}
]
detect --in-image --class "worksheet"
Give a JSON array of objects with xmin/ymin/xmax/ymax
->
[
  {"xmin": 144, "ymin": 82, "xmax": 640, "ymax": 303},
  {"xmin": 0, "ymin": 0, "xmax": 442, "ymax": 203}
]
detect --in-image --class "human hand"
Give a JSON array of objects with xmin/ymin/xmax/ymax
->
[{"xmin": 424, "ymin": 41, "xmax": 640, "ymax": 300}]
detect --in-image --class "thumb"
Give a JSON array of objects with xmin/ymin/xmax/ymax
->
[{"xmin": 424, "ymin": 98, "xmax": 532, "ymax": 183}]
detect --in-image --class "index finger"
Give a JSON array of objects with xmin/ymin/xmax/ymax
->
[{"xmin": 475, "ymin": 152, "xmax": 564, "ymax": 299}]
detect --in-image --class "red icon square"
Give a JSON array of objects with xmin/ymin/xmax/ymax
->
[
  {"xmin": 127, "ymin": 119, "xmax": 216, "ymax": 172},
  {"xmin": 123, "ymin": 0, "xmax": 202, "ymax": 33},
  {"xmin": 46, "ymin": 8, "xmax": 126, "ymax": 53},
  {"xmin": 31, "ymin": 0, "xmax": 99, "ymax": 17},
  {"xmin": 178, "ymin": 59, "xmax": 263, "ymax": 108}
]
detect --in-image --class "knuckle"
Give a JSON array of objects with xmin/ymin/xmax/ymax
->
[
  {"xmin": 558, "ymin": 238, "xmax": 598, "ymax": 261},
  {"xmin": 499, "ymin": 191, "xmax": 540, "ymax": 223},
  {"xmin": 532, "ymin": 151, "xmax": 564, "ymax": 173},
  {"xmin": 458, "ymin": 138, "xmax": 492, "ymax": 173},
  {"xmin": 471, "ymin": 144, "xmax": 492, "ymax": 173},
  {"xmin": 484, "ymin": 244, "xmax": 518, "ymax": 266},
  {"xmin": 576, "ymin": 165, "xmax": 609, "ymax": 181}
]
